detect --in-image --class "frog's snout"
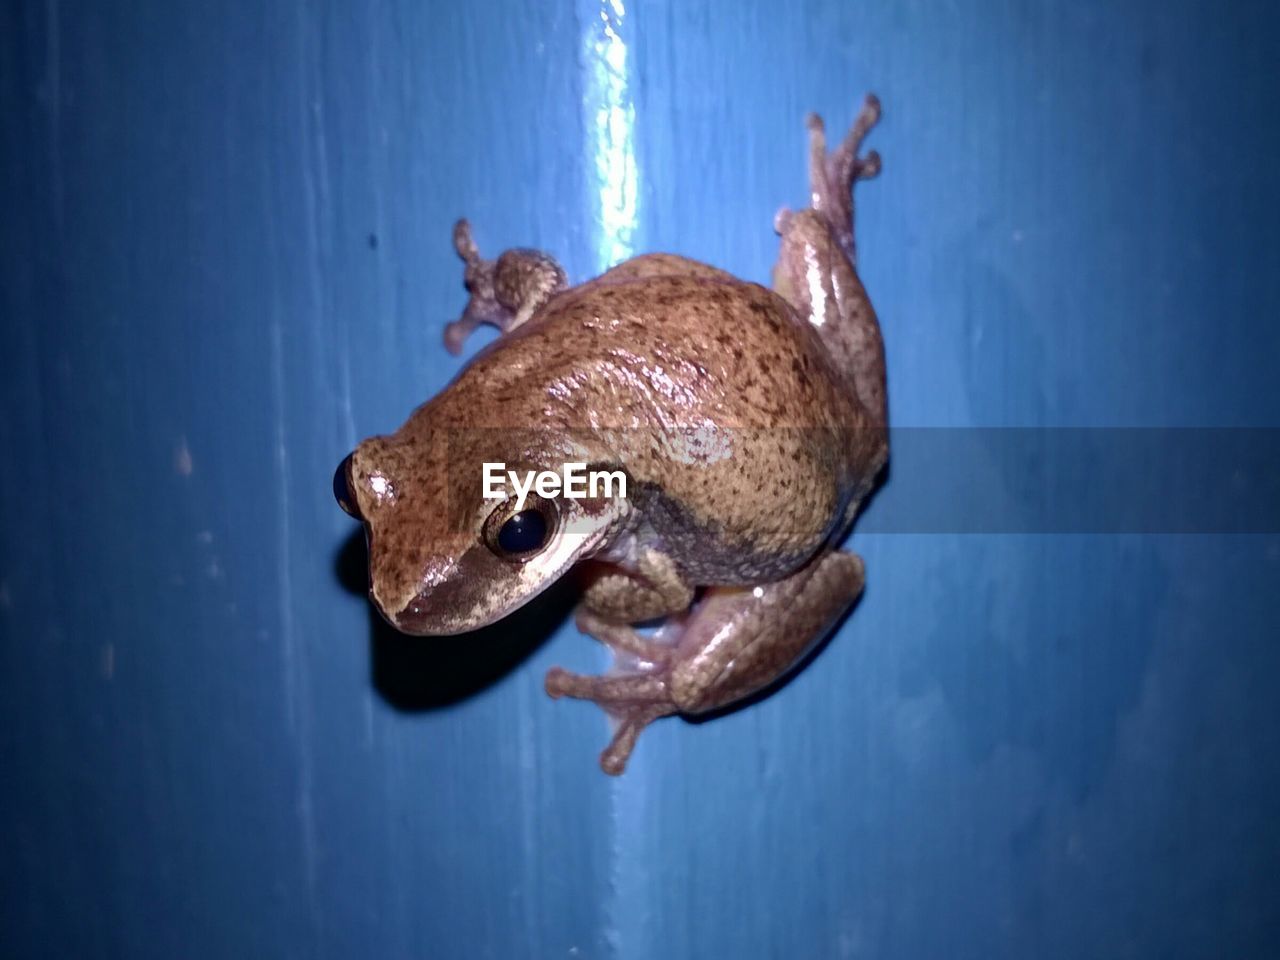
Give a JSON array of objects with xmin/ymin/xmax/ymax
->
[{"xmin": 388, "ymin": 581, "xmax": 480, "ymax": 637}]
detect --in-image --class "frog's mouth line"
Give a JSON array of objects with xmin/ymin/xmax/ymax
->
[
  {"xmin": 389, "ymin": 575, "xmax": 544, "ymax": 637},
  {"xmin": 381, "ymin": 521, "xmax": 620, "ymax": 637}
]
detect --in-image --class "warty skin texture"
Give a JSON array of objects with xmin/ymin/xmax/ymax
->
[{"xmin": 337, "ymin": 94, "xmax": 888, "ymax": 774}]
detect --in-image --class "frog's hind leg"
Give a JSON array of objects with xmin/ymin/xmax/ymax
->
[
  {"xmin": 807, "ymin": 94, "xmax": 881, "ymax": 263},
  {"xmin": 773, "ymin": 95, "xmax": 888, "ymax": 428},
  {"xmin": 545, "ymin": 550, "xmax": 866, "ymax": 775},
  {"xmin": 443, "ymin": 219, "xmax": 568, "ymax": 355}
]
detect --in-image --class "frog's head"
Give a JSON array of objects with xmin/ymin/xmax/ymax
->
[{"xmin": 334, "ymin": 415, "xmax": 629, "ymax": 635}]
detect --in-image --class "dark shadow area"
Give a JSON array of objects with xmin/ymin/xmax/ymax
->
[{"xmin": 333, "ymin": 529, "xmax": 578, "ymax": 711}]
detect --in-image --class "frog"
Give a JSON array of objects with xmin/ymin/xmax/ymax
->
[{"xmin": 334, "ymin": 94, "xmax": 888, "ymax": 775}]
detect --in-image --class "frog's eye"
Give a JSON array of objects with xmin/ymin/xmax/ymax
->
[
  {"xmin": 334, "ymin": 453, "xmax": 362, "ymax": 519},
  {"xmin": 484, "ymin": 498, "xmax": 558, "ymax": 562}
]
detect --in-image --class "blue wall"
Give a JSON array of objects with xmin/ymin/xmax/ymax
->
[{"xmin": 2, "ymin": 2, "xmax": 1277, "ymax": 958}]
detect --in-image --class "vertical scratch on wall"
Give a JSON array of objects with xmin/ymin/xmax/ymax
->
[
  {"xmin": 513, "ymin": 677, "xmax": 541, "ymax": 950},
  {"xmin": 270, "ymin": 317, "xmax": 319, "ymax": 940},
  {"xmin": 43, "ymin": 0, "xmax": 63, "ymax": 235},
  {"xmin": 579, "ymin": 2, "xmax": 640, "ymax": 957},
  {"xmin": 288, "ymin": 0, "xmax": 336, "ymax": 942}
]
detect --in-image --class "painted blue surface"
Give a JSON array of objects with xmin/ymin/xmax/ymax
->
[{"xmin": 2, "ymin": 2, "xmax": 1278, "ymax": 958}]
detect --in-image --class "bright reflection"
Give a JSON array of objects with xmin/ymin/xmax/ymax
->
[{"xmin": 584, "ymin": 0, "xmax": 637, "ymax": 271}]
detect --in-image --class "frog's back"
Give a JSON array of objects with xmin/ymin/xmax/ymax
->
[
  {"xmin": 574, "ymin": 271, "xmax": 868, "ymax": 423},
  {"xmin": 460, "ymin": 271, "xmax": 863, "ymax": 423},
  {"xmin": 448, "ymin": 270, "xmax": 884, "ymax": 582}
]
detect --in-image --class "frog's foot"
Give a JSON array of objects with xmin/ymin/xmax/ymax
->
[
  {"xmin": 545, "ymin": 667, "xmax": 679, "ymax": 775},
  {"xmin": 544, "ymin": 608, "xmax": 679, "ymax": 775},
  {"xmin": 805, "ymin": 93, "xmax": 882, "ymax": 261},
  {"xmin": 546, "ymin": 551, "xmax": 867, "ymax": 775},
  {"xmin": 546, "ymin": 557, "xmax": 692, "ymax": 775},
  {"xmin": 444, "ymin": 219, "xmax": 568, "ymax": 355}
]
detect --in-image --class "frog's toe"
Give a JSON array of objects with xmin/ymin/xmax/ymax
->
[
  {"xmin": 442, "ymin": 295, "xmax": 510, "ymax": 355},
  {"xmin": 832, "ymin": 93, "xmax": 883, "ymax": 189},
  {"xmin": 849, "ymin": 93, "xmax": 881, "ymax": 148},
  {"xmin": 805, "ymin": 92, "xmax": 883, "ymax": 260},
  {"xmin": 854, "ymin": 148, "xmax": 882, "ymax": 182},
  {"xmin": 599, "ymin": 703, "xmax": 673, "ymax": 775},
  {"xmin": 544, "ymin": 666, "xmax": 668, "ymax": 703},
  {"xmin": 544, "ymin": 666, "xmax": 678, "ymax": 774},
  {"xmin": 443, "ymin": 314, "xmax": 478, "ymax": 355},
  {"xmin": 452, "ymin": 218, "xmax": 481, "ymax": 267}
]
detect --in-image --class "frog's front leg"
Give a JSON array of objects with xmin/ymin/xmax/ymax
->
[
  {"xmin": 579, "ymin": 545, "xmax": 695, "ymax": 624},
  {"xmin": 443, "ymin": 219, "xmax": 568, "ymax": 355},
  {"xmin": 546, "ymin": 550, "xmax": 865, "ymax": 775}
]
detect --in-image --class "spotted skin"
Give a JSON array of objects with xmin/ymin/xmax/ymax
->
[{"xmin": 336, "ymin": 94, "xmax": 888, "ymax": 774}]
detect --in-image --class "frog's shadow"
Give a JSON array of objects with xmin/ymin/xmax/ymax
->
[{"xmin": 334, "ymin": 529, "xmax": 577, "ymax": 711}]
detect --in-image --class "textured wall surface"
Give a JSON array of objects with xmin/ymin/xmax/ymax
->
[{"xmin": 2, "ymin": 1, "xmax": 1278, "ymax": 958}]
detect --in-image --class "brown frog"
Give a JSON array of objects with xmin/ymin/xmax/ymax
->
[{"xmin": 335, "ymin": 95, "xmax": 888, "ymax": 774}]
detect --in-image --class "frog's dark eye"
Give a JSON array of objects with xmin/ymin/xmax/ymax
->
[
  {"xmin": 334, "ymin": 453, "xmax": 361, "ymax": 519},
  {"xmin": 498, "ymin": 510, "xmax": 547, "ymax": 552},
  {"xmin": 484, "ymin": 500, "xmax": 557, "ymax": 561}
]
